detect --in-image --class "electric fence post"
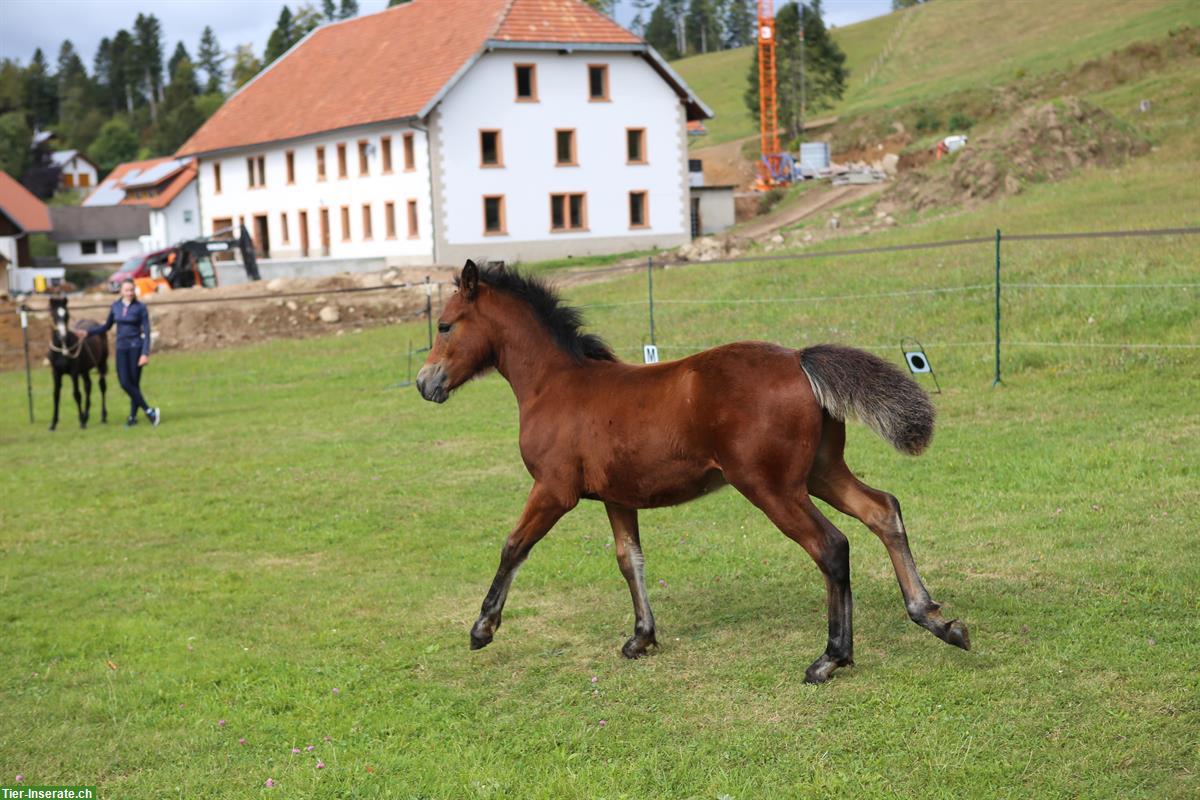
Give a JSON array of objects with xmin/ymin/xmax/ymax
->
[
  {"xmin": 20, "ymin": 305, "xmax": 34, "ymax": 423},
  {"xmin": 647, "ymin": 256, "xmax": 656, "ymax": 348},
  {"xmin": 993, "ymin": 228, "xmax": 1002, "ymax": 386}
]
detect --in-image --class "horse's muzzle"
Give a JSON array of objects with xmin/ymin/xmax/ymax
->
[{"xmin": 416, "ymin": 363, "xmax": 449, "ymax": 404}]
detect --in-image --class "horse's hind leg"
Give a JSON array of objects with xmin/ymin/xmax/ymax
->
[
  {"xmin": 605, "ymin": 504, "xmax": 657, "ymax": 659},
  {"xmin": 808, "ymin": 421, "xmax": 969, "ymax": 651},
  {"xmin": 735, "ymin": 484, "xmax": 855, "ymax": 684}
]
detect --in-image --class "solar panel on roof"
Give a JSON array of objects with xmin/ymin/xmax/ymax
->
[{"xmin": 123, "ymin": 159, "xmax": 184, "ymax": 188}]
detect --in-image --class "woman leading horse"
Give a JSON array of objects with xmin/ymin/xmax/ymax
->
[{"xmin": 416, "ymin": 261, "xmax": 969, "ymax": 683}]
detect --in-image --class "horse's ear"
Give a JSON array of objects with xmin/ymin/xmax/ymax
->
[{"xmin": 461, "ymin": 260, "xmax": 480, "ymax": 301}]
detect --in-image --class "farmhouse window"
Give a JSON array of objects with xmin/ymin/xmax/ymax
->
[
  {"xmin": 515, "ymin": 64, "xmax": 537, "ymax": 101},
  {"xmin": 588, "ymin": 64, "xmax": 609, "ymax": 101},
  {"xmin": 407, "ymin": 200, "xmax": 418, "ymax": 238},
  {"xmin": 480, "ymin": 130, "xmax": 503, "ymax": 167},
  {"xmin": 358, "ymin": 140, "xmax": 370, "ymax": 176},
  {"xmin": 286, "ymin": 150, "xmax": 295, "ymax": 184},
  {"xmin": 337, "ymin": 144, "xmax": 348, "ymax": 179},
  {"xmin": 381, "ymin": 136, "xmax": 393, "ymax": 173},
  {"xmin": 102, "ymin": 240, "xmax": 118, "ymax": 254},
  {"xmin": 340, "ymin": 205, "xmax": 351, "ymax": 241},
  {"xmin": 362, "ymin": 204, "xmax": 373, "ymax": 240},
  {"xmin": 246, "ymin": 156, "xmax": 265, "ymax": 188},
  {"xmin": 385, "ymin": 201, "xmax": 396, "ymax": 239},
  {"xmin": 81, "ymin": 240, "xmax": 97, "ymax": 255},
  {"xmin": 550, "ymin": 193, "xmax": 587, "ymax": 232},
  {"xmin": 316, "ymin": 146, "xmax": 326, "ymax": 180},
  {"xmin": 280, "ymin": 212, "xmax": 290, "ymax": 244},
  {"xmin": 403, "ymin": 133, "xmax": 415, "ymax": 171},
  {"xmin": 627, "ymin": 128, "xmax": 647, "ymax": 164},
  {"xmin": 213, "ymin": 163, "xmax": 222, "ymax": 193},
  {"xmin": 483, "ymin": 195, "xmax": 506, "ymax": 235},
  {"xmin": 629, "ymin": 191, "xmax": 648, "ymax": 228},
  {"xmin": 555, "ymin": 129, "xmax": 577, "ymax": 166}
]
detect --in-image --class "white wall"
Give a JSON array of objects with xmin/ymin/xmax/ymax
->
[
  {"xmin": 149, "ymin": 181, "xmax": 202, "ymax": 249},
  {"xmin": 196, "ymin": 122, "xmax": 434, "ymax": 265},
  {"xmin": 57, "ymin": 237, "xmax": 143, "ymax": 267},
  {"xmin": 62, "ymin": 157, "xmax": 99, "ymax": 190},
  {"xmin": 435, "ymin": 50, "xmax": 689, "ymax": 256}
]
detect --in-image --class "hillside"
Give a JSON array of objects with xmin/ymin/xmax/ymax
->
[{"xmin": 674, "ymin": 0, "xmax": 1200, "ymax": 147}]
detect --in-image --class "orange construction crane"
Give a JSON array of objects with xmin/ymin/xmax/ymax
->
[{"xmin": 756, "ymin": 0, "xmax": 783, "ymax": 189}]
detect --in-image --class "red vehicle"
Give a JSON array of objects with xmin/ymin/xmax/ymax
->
[{"xmin": 107, "ymin": 248, "xmax": 174, "ymax": 292}]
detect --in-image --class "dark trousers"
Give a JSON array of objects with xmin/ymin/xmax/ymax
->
[{"xmin": 116, "ymin": 347, "xmax": 150, "ymax": 418}]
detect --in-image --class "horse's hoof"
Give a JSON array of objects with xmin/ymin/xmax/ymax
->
[
  {"xmin": 48, "ymin": 425, "xmax": 57, "ymax": 432},
  {"xmin": 470, "ymin": 632, "xmax": 493, "ymax": 650},
  {"xmin": 804, "ymin": 654, "xmax": 852, "ymax": 684},
  {"xmin": 944, "ymin": 619, "xmax": 971, "ymax": 651},
  {"xmin": 620, "ymin": 635, "xmax": 656, "ymax": 660}
]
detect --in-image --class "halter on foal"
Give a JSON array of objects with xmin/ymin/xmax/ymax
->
[
  {"xmin": 417, "ymin": 261, "xmax": 969, "ymax": 683},
  {"xmin": 47, "ymin": 296, "xmax": 109, "ymax": 431}
]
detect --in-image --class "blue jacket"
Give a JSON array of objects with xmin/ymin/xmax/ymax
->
[{"xmin": 88, "ymin": 299, "xmax": 151, "ymax": 355}]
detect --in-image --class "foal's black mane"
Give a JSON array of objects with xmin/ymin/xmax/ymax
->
[{"xmin": 462, "ymin": 266, "xmax": 618, "ymax": 363}]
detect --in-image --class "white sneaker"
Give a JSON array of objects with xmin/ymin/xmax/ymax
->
[{"xmin": 149, "ymin": 407, "xmax": 161, "ymax": 427}]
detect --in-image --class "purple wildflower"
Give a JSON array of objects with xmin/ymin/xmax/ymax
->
[
  {"xmin": 239, "ymin": 738, "xmax": 247, "ymax": 745},
  {"xmin": 598, "ymin": 719, "xmax": 607, "ymax": 728},
  {"xmin": 264, "ymin": 778, "xmax": 275, "ymax": 788},
  {"xmin": 332, "ymin": 687, "xmax": 340, "ymax": 696},
  {"xmin": 218, "ymin": 719, "xmax": 226, "ymax": 727},
  {"xmin": 306, "ymin": 745, "xmax": 315, "ymax": 752},
  {"xmin": 15, "ymin": 775, "xmax": 24, "ymax": 783},
  {"xmin": 590, "ymin": 676, "xmax": 598, "ymax": 683},
  {"xmin": 291, "ymin": 748, "xmax": 301, "ymax": 754},
  {"xmin": 316, "ymin": 760, "xmax": 326, "ymax": 770}
]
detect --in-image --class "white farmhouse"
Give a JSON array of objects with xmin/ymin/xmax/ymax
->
[
  {"xmin": 50, "ymin": 150, "xmax": 100, "ymax": 192},
  {"xmin": 176, "ymin": 0, "xmax": 710, "ymax": 276},
  {"xmin": 83, "ymin": 156, "xmax": 202, "ymax": 250}
]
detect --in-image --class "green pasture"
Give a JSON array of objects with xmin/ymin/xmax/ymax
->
[{"xmin": 2, "ymin": 216, "xmax": 1197, "ymax": 798}]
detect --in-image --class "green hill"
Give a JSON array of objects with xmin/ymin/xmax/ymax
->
[{"xmin": 674, "ymin": 0, "xmax": 1200, "ymax": 146}]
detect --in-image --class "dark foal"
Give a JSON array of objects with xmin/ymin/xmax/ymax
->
[
  {"xmin": 48, "ymin": 296, "xmax": 108, "ymax": 431},
  {"xmin": 417, "ymin": 262, "xmax": 969, "ymax": 683}
]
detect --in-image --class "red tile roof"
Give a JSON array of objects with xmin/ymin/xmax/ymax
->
[
  {"xmin": 494, "ymin": 0, "xmax": 641, "ymax": 43},
  {"xmin": 177, "ymin": 0, "xmax": 665, "ymax": 157},
  {"xmin": 0, "ymin": 171, "xmax": 52, "ymax": 233},
  {"xmin": 84, "ymin": 157, "xmax": 197, "ymax": 210}
]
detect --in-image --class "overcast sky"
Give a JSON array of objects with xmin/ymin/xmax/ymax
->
[{"xmin": 1, "ymin": 0, "xmax": 893, "ymax": 72}]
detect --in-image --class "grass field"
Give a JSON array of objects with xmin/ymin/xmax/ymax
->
[{"xmin": 2, "ymin": 210, "xmax": 1198, "ymax": 797}]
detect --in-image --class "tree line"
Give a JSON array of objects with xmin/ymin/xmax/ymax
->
[{"xmin": 0, "ymin": 1, "xmax": 364, "ymax": 197}]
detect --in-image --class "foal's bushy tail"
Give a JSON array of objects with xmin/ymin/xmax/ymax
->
[{"xmin": 799, "ymin": 344, "xmax": 936, "ymax": 455}]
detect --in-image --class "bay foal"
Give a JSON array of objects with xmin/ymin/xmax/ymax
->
[{"xmin": 417, "ymin": 262, "xmax": 969, "ymax": 683}]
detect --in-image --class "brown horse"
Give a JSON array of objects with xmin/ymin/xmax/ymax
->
[{"xmin": 417, "ymin": 261, "xmax": 969, "ymax": 683}]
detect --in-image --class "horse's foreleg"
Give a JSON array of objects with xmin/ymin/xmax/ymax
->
[
  {"xmin": 50, "ymin": 369, "xmax": 62, "ymax": 431},
  {"xmin": 809, "ymin": 462, "xmax": 970, "ymax": 651},
  {"xmin": 80, "ymin": 371, "xmax": 92, "ymax": 428},
  {"xmin": 70, "ymin": 372, "xmax": 85, "ymax": 428},
  {"xmin": 98, "ymin": 360, "xmax": 108, "ymax": 424},
  {"xmin": 470, "ymin": 483, "xmax": 572, "ymax": 651},
  {"xmin": 605, "ymin": 503, "xmax": 657, "ymax": 659}
]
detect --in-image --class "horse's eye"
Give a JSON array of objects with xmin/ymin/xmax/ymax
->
[{"xmin": 437, "ymin": 322, "xmax": 451, "ymax": 334}]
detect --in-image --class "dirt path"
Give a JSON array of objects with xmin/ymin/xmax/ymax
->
[{"xmin": 735, "ymin": 183, "xmax": 885, "ymax": 240}]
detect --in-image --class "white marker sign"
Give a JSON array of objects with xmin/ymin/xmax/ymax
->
[
  {"xmin": 643, "ymin": 345, "xmax": 659, "ymax": 364},
  {"xmin": 905, "ymin": 351, "xmax": 932, "ymax": 374}
]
